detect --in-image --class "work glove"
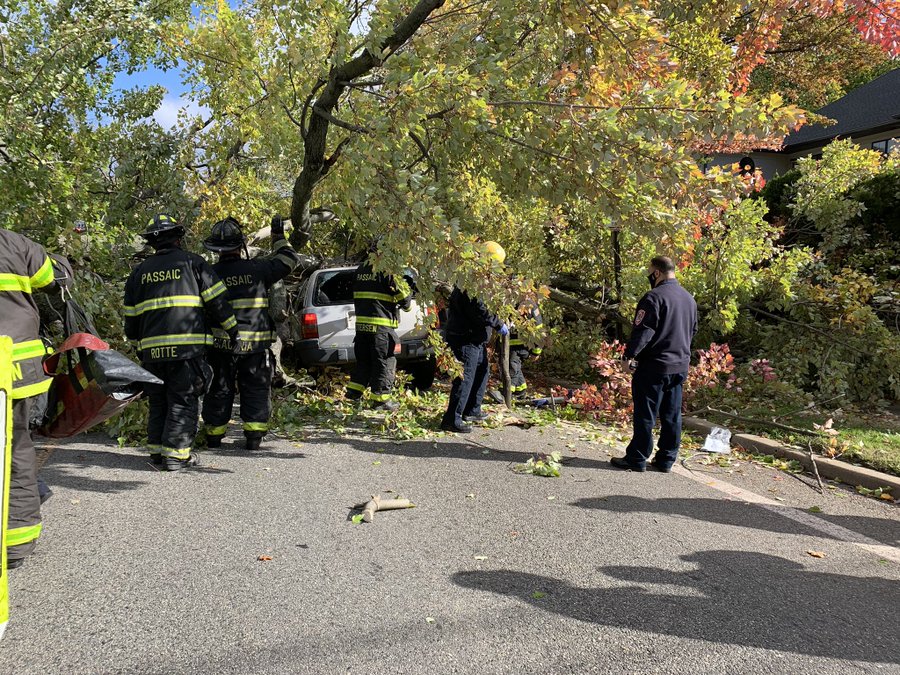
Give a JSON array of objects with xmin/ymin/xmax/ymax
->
[
  {"xmin": 270, "ymin": 215, "xmax": 285, "ymax": 239},
  {"xmin": 499, "ymin": 324, "xmax": 510, "ymax": 336}
]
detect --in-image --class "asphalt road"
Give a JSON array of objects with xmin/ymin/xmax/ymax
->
[{"xmin": 2, "ymin": 420, "xmax": 898, "ymax": 674}]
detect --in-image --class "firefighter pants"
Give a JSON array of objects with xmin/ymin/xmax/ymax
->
[
  {"xmin": 7, "ymin": 398, "xmax": 41, "ymax": 563},
  {"xmin": 442, "ymin": 341, "xmax": 490, "ymax": 427},
  {"xmin": 144, "ymin": 357, "xmax": 210, "ymax": 460},
  {"xmin": 202, "ymin": 350, "xmax": 273, "ymax": 438},
  {"xmin": 347, "ymin": 330, "xmax": 397, "ymax": 403},
  {"xmin": 501, "ymin": 348, "xmax": 528, "ymax": 398}
]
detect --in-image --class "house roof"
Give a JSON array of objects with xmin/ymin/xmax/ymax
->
[{"xmin": 782, "ymin": 68, "xmax": 900, "ymax": 153}]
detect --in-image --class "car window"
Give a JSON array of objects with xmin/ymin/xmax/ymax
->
[{"xmin": 313, "ymin": 269, "xmax": 356, "ymax": 306}]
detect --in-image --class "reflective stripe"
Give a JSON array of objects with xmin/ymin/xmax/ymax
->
[
  {"xmin": 509, "ymin": 339, "xmax": 525, "ymax": 347},
  {"xmin": 205, "ymin": 425, "xmax": 228, "ymax": 436},
  {"xmin": 370, "ymin": 392, "xmax": 391, "ymax": 401},
  {"xmin": 147, "ymin": 444, "xmax": 162, "ymax": 453},
  {"xmin": 243, "ymin": 422, "xmax": 268, "ymax": 432},
  {"xmin": 231, "ymin": 298, "xmax": 269, "ymax": 310},
  {"xmin": 161, "ymin": 446, "xmax": 191, "ymax": 460},
  {"xmin": 139, "ymin": 333, "xmax": 211, "ymax": 350},
  {"xmin": 274, "ymin": 253, "xmax": 297, "ymax": 267},
  {"xmin": 0, "ymin": 273, "xmax": 32, "ymax": 292},
  {"xmin": 346, "ymin": 381, "xmax": 366, "ymax": 393},
  {"xmin": 221, "ymin": 315, "xmax": 238, "ymax": 331},
  {"xmin": 356, "ymin": 316, "xmax": 398, "ymax": 328},
  {"xmin": 6, "ymin": 523, "xmax": 42, "ymax": 547},
  {"xmin": 354, "ymin": 291, "xmax": 397, "ymax": 303},
  {"xmin": 11, "ymin": 378, "xmax": 52, "ymax": 400},
  {"xmin": 30, "ymin": 256, "xmax": 55, "ymax": 289},
  {"xmin": 201, "ymin": 281, "xmax": 227, "ymax": 301},
  {"xmin": 512, "ymin": 383, "xmax": 528, "ymax": 392},
  {"xmin": 532, "ymin": 348, "xmax": 543, "ymax": 355},
  {"xmin": 123, "ymin": 295, "xmax": 203, "ymax": 317},
  {"xmin": 11, "ymin": 339, "xmax": 48, "ymax": 361},
  {"xmin": 212, "ymin": 329, "xmax": 274, "ymax": 342}
]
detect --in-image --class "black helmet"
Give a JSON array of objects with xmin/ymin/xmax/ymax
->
[
  {"xmin": 141, "ymin": 213, "xmax": 185, "ymax": 240},
  {"xmin": 203, "ymin": 217, "xmax": 245, "ymax": 252}
]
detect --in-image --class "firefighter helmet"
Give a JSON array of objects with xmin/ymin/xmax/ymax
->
[
  {"xmin": 484, "ymin": 240, "xmax": 506, "ymax": 264},
  {"xmin": 203, "ymin": 217, "xmax": 245, "ymax": 252},
  {"xmin": 141, "ymin": 213, "xmax": 184, "ymax": 240}
]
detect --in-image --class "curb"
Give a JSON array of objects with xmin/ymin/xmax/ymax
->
[{"xmin": 683, "ymin": 416, "xmax": 900, "ymax": 494}]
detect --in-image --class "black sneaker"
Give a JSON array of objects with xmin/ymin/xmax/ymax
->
[
  {"xmin": 610, "ymin": 456, "xmax": 646, "ymax": 472},
  {"xmin": 487, "ymin": 390, "xmax": 505, "ymax": 404},
  {"xmin": 206, "ymin": 435, "xmax": 223, "ymax": 449},
  {"xmin": 440, "ymin": 421, "xmax": 473, "ymax": 434},
  {"xmin": 463, "ymin": 412, "xmax": 489, "ymax": 423},
  {"xmin": 164, "ymin": 454, "xmax": 200, "ymax": 472},
  {"xmin": 245, "ymin": 436, "xmax": 262, "ymax": 451}
]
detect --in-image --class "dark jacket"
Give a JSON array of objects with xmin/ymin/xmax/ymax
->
[
  {"xmin": 0, "ymin": 229, "xmax": 73, "ymax": 398},
  {"xmin": 210, "ymin": 237, "xmax": 301, "ymax": 352},
  {"xmin": 444, "ymin": 287, "xmax": 502, "ymax": 346},
  {"xmin": 625, "ymin": 279, "xmax": 698, "ymax": 374},
  {"xmin": 353, "ymin": 262, "xmax": 412, "ymax": 334},
  {"xmin": 124, "ymin": 246, "xmax": 237, "ymax": 362}
]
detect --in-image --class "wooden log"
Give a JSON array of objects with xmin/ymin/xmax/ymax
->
[{"xmin": 356, "ymin": 495, "xmax": 414, "ymax": 523}]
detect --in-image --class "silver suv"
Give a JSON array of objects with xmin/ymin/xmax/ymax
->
[{"xmin": 285, "ymin": 265, "xmax": 436, "ymax": 390}]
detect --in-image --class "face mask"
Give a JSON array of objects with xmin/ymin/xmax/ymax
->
[{"xmin": 647, "ymin": 272, "xmax": 657, "ymax": 289}]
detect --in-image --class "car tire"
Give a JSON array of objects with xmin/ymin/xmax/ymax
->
[{"xmin": 405, "ymin": 359, "xmax": 436, "ymax": 392}]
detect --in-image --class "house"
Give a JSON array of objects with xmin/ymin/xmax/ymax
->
[{"xmin": 714, "ymin": 67, "xmax": 900, "ymax": 180}]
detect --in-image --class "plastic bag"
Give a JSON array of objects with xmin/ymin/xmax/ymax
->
[{"xmin": 702, "ymin": 426, "xmax": 732, "ymax": 454}]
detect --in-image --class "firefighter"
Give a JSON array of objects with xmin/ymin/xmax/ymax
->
[
  {"xmin": 440, "ymin": 241, "xmax": 508, "ymax": 433},
  {"xmin": 124, "ymin": 214, "xmax": 239, "ymax": 471},
  {"xmin": 346, "ymin": 247, "xmax": 412, "ymax": 411},
  {"xmin": 200, "ymin": 215, "xmax": 301, "ymax": 450},
  {"xmin": 0, "ymin": 228, "xmax": 73, "ymax": 569},
  {"xmin": 504, "ymin": 300, "xmax": 543, "ymax": 400}
]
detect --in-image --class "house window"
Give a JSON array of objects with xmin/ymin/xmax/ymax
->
[{"xmin": 871, "ymin": 139, "xmax": 898, "ymax": 154}]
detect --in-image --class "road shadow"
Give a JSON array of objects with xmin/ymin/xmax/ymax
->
[
  {"xmin": 39, "ymin": 448, "xmax": 150, "ymax": 494},
  {"xmin": 571, "ymin": 495, "xmax": 900, "ymax": 547},
  {"xmin": 452, "ymin": 550, "xmax": 900, "ymax": 663},
  {"xmin": 300, "ymin": 430, "xmax": 618, "ymax": 472}
]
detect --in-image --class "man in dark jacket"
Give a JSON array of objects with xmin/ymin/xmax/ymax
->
[
  {"xmin": 124, "ymin": 214, "xmax": 239, "ymax": 471},
  {"xmin": 201, "ymin": 216, "xmax": 301, "ymax": 450},
  {"xmin": 612, "ymin": 256, "xmax": 698, "ymax": 473},
  {"xmin": 0, "ymin": 228, "xmax": 72, "ymax": 569},
  {"xmin": 347, "ymin": 253, "xmax": 412, "ymax": 411},
  {"xmin": 440, "ymin": 242, "xmax": 508, "ymax": 433}
]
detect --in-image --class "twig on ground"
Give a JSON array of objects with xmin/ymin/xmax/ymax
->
[
  {"xmin": 808, "ymin": 441, "xmax": 826, "ymax": 494},
  {"xmin": 699, "ymin": 406, "xmax": 820, "ymax": 437}
]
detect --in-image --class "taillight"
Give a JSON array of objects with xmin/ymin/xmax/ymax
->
[{"xmin": 301, "ymin": 312, "xmax": 319, "ymax": 339}]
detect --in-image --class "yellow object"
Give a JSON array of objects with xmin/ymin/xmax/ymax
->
[
  {"xmin": 483, "ymin": 241, "xmax": 506, "ymax": 264},
  {"xmin": 0, "ymin": 335, "xmax": 13, "ymax": 639}
]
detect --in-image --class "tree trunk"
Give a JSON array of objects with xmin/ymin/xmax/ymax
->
[
  {"xmin": 289, "ymin": 0, "xmax": 447, "ymax": 249},
  {"xmin": 612, "ymin": 227, "xmax": 623, "ymax": 340},
  {"xmin": 500, "ymin": 332, "xmax": 512, "ymax": 409}
]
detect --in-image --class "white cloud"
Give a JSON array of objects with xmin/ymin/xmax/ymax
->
[{"xmin": 153, "ymin": 95, "xmax": 209, "ymax": 129}]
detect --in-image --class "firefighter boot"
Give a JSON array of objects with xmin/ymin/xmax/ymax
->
[
  {"xmin": 245, "ymin": 432, "xmax": 263, "ymax": 451},
  {"xmin": 206, "ymin": 434, "xmax": 223, "ymax": 449},
  {"xmin": 165, "ymin": 454, "xmax": 200, "ymax": 472}
]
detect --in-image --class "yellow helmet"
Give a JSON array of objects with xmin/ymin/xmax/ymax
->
[{"xmin": 484, "ymin": 240, "xmax": 506, "ymax": 264}]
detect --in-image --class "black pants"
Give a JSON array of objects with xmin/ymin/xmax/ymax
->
[
  {"xmin": 501, "ymin": 349, "xmax": 528, "ymax": 398},
  {"xmin": 347, "ymin": 330, "xmax": 397, "ymax": 403},
  {"xmin": 202, "ymin": 350, "xmax": 273, "ymax": 438},
  {"xmin": 144, "ymin": 358, "xmax": 210, "ymax": 460},
  {"xmin": 442, "ymin": 342, "xmax": 490, "ymax": 426},
  {"xmin": 8, "ymin": 398, "xmax": 41, "ymax": 562},
  {"xmin": 625, "ymin": 369, "xmax": 686, "ymax": 469}
]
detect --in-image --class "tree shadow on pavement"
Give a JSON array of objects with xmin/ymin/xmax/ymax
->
[
  {"xmin": 571, "ymin": 495, "xmax": 900, "ymax": 547},
  {"xmin": 300, "ymin": 431, "xmax": 618, "ymax": 471},
  {"xmin": 39, "ymin": 449, "xmax": 150, "ymax": 494},
  {"xmin": 452, "ymin": 550, "xmax": 900, "ymax": 663}
]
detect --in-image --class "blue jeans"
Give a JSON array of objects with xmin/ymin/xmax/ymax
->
[
  {"xmin": 625, "ymin": 369, "xmax": 686, "ymax": 469},
  {"xmin": 442, "ymin": 342, "xmax": 490, "ymax": 426}
]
